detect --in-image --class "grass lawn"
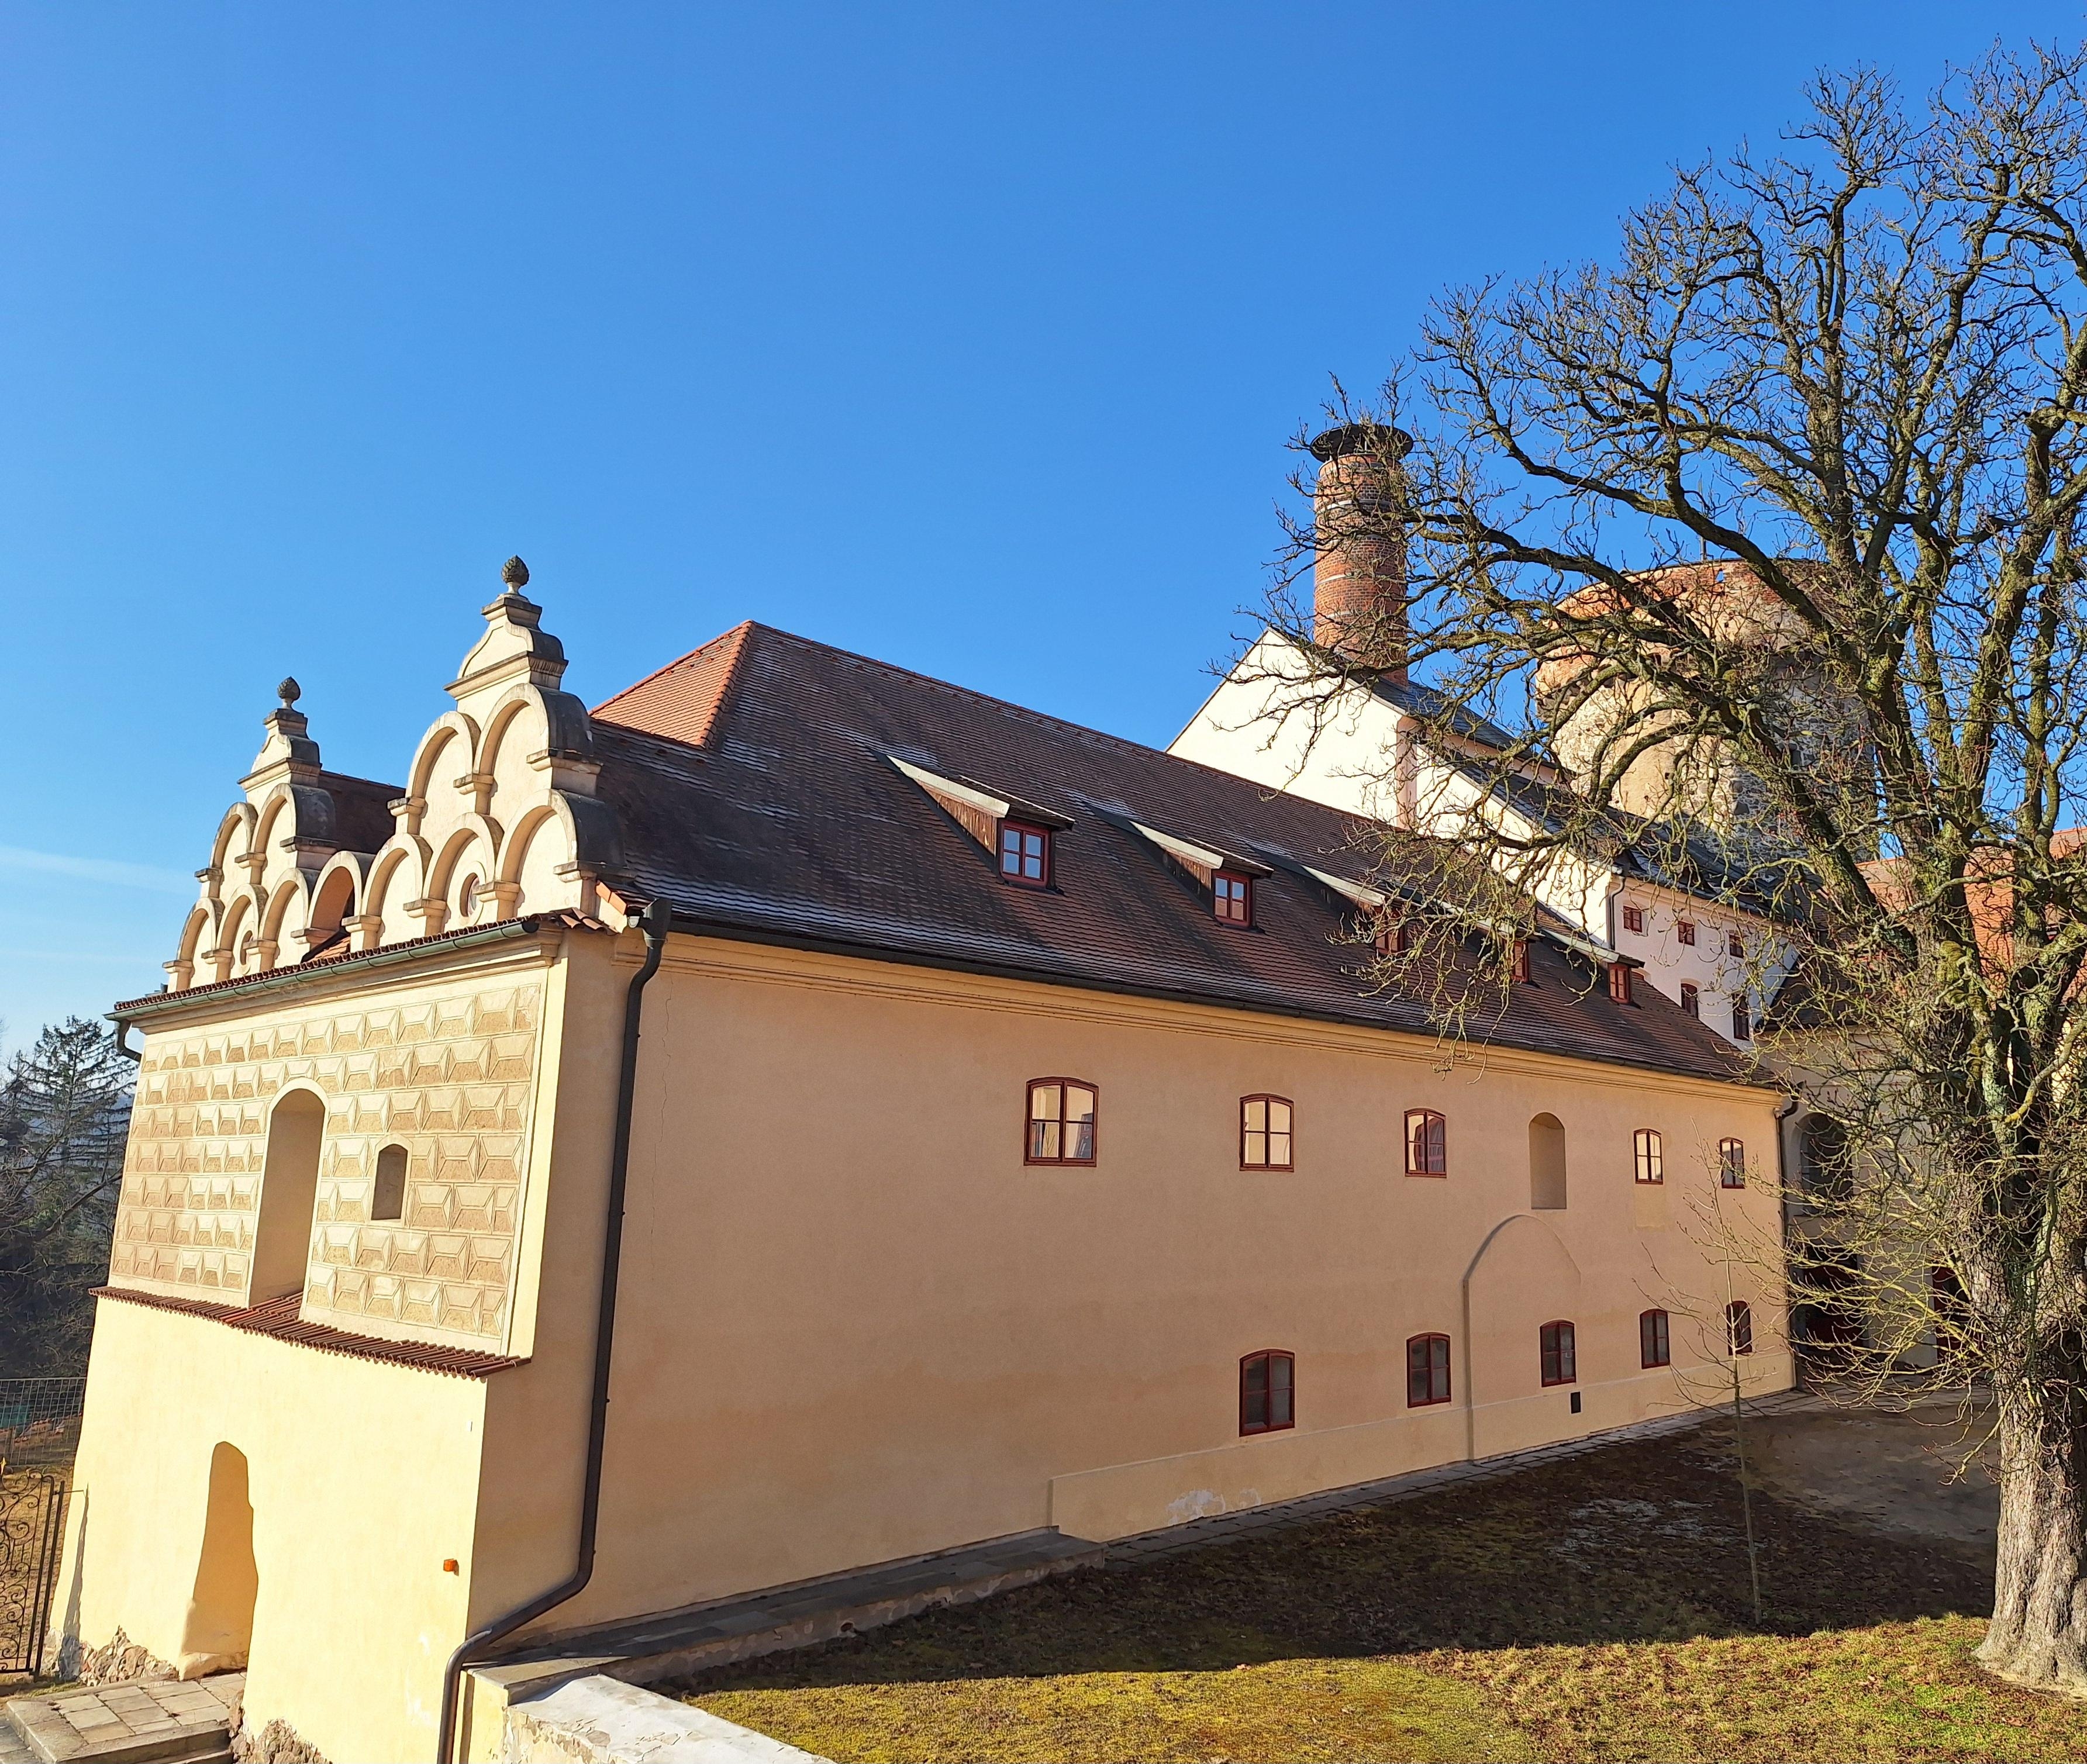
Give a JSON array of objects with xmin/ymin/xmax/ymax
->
[{"xmin": 678, "ymin": 1419, "xmax": 2087, "ymax": 1762}]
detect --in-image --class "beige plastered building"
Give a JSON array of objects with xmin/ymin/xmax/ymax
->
[{"xmin": 59, "ymin": 570, "xmax": 1792, "ymax": 1762}]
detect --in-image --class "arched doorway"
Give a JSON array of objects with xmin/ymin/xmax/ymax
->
[
  {"xmin": 251, "ymin": 1090, "xmax": 325, "ymax": 1302},
  {"xmin": 175, "ymin": 1443, "xmax": 256, "ymax": 1679},
  {"xmin": 1529, "ymin": 1114, "xmax": 1567, "ymax": 1210}
]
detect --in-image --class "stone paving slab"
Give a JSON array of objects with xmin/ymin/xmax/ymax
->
[
  {"xmin": 3, "ymin": 1674, "xmax": 240, "ymax": 1764},
  {"xmin": 1102, "ymin": 1389, "xmax": 1819, "ymax": 1568}
]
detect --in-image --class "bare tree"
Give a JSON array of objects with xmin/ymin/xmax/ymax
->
[
  {"xmin": 0, "ymin": 1019, "xmax": 131, "ymax": 1377},
  {"xmin": 1252, "ymin": 44, "xmax": 2087, "ymax": 1689}
]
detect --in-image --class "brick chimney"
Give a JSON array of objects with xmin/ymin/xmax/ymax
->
[{"xmin": 1309, "ymin": 422, "xmax": 1410, "ymax": 681}]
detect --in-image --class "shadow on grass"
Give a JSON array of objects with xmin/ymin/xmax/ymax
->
[{"xmin": 677, "ymin": 1428, "xmax": 1994, "ymax": 1699}]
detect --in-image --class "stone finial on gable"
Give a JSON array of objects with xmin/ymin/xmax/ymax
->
[
  {"xmin": 447, "ymin": 554, "xmax": 570, "ymax": 720},
  {"xmin": 242, "ymin": 674, "xmax": 324, "ymax": 793}
]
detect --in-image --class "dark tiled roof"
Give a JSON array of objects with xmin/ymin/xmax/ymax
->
[
  {"xmin": 592, "ymin": 624, "xmax": 1752, "ymax": 1086},
  {"xmin": 91, "ymin": 1285, "xmax": 525, "ymax": 1378}
]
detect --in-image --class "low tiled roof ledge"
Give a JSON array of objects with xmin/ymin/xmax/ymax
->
[
  {"xmin": 109, "ymin": 912, "xmax": 601, "ymax": 1024},
  {"xmin": 90, "ymin": 1284, "xmax": 526, "ymax": 1379}
]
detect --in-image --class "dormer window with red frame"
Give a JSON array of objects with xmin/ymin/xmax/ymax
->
[
  {"xmin": 998, "ymin": 821, "xmax": 1051, "ymax": 887},
  {"xmin": 1213, "ymin": 872, "xmax": 1253, "ymax": 926},
  {"xmin": 1511, "ymin": 938, "xmax": 1531, "ymax": 982},
  {"xmin": 1375, "ymin": 909, "xmax": 1410, "ymax": 956},
  {"xmin": 1607, "ymin": 961, "xmax": 1634, "ymax": 1004}
]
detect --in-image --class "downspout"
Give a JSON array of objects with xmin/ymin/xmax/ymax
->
[
  {"xmin": 436, "ymin": 898, "xmax": 672, "ymax": 1764},
  {"xmin": 1773, "ymin": 1089, "xmax": 1801, "ymax": 1386}
]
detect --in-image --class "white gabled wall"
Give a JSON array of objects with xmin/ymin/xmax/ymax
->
[{"xmin": 1172, "ymin": 628, "xmax": 1795, "ymax": 1042}]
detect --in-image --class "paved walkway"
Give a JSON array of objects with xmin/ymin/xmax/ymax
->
[
  {"xmin": 1103, "ymin": 1389, "xmax": 1819, "ymax": 1569},
  {"xmin": 2, "ymin": 1674, "xmax": 239, "ymax": 1764}
]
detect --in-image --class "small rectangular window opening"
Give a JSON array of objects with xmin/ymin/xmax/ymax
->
[
  {"xmin": 1680, "ymin": 982, "xmax": 1699, "ymax": 1019},
  {"xmin": 1731, "ymin": 996, "xmax": 1753, "ymax": 1041},
  {"xmin": 998, "ymin": 821, "xmax": 1051, "ymax": 887},
  {"xmin": 1633, "ymin": 1128, "xmax": 1664, "ymax": 1185},
  {"xmin": 1026, "ymin": 1078, "xmax": 1097, "ymax": 1165},
  {"xmin": 1640, "ymin": 1308, "xmax": 1671, "ymax": 1368},
  {"xmin": 1719, "ymin": 1137, "xmax": 1747, "ymax": 1188},
  {"xmin": 1540, "ymin": 1320, "xmax": 1578, "ymax": 1387},
  {"xmin": 1240, "ymin": 1349, "xmax": 1295, "ymax": 1435},
  {"xmin": 1510, "ymin": 938, "xmax": 1531, "ymax": 983},
  {"xmin": 1406, "ymin": 1333, "xmax": 1451, "ymax": 1406},
  {"xmin": 1728, "ymin": 931, "xmax": 1746, "ymax": 958},
  {"xmin": 1621, "ymin": 903, "xmax": 1644, "ymax": 935},
  {"xmin": 1607, "ymin": 962, "xmax": 1633, "ymax": 1004},
  {"xmin": 1727, "ymin": 1299, "xmax": 1754, "ymax": 1356},
  {"xmin": 1240, "ymin": 1095, "xmax": 1294, "ymax": 1170},
  {"xmin": 1677, "ymin": 920, "xmax": 1698, "ymax": 947},
  {"xmin": 1405, "ymin": 1108, "xmax": 1447, "ymax": 1176},
  {"xmin": 1214, "ymin": 872, "xmax": 1253, "ymax": 926},
  {"xmin": 1375, "ymin": 910, "xmax": 1410, "ymax": 957}
]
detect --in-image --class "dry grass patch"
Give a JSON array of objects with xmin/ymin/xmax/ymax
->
[{"xmin": 681, "ymin": 1421, "xmax": 2087, "ymax": 1762}]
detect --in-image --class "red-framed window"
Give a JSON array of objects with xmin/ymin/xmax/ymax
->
[
  {"xmin": 1240, "ymin": 1095, "xmax": 1294, "ymax": 1169},
  {"xmin": 1405, "ymin": 1108, "xmax": 1447, "ymax": 1176},
  {"xmin": 1620, "ymin": 903, "xmax": 1644, "ymax": 935},
  {"xmin": 1640, "ymin": 1308, "xmax": 1671, "ymax": 1368},
  {"xmin": 1680, "ymin": 982, "xmax": 1699, "ymax": 1018},
  {"xmin": 1407, "ymin": 1333, "xmax": 1451, "ymax": 1406},
  {"xmin": 1607, "ymin": 962, "xmax": 1633, "ymax": 1004},
  {"xmin": 1239, "ymin": 1349, "xmax": 1295, "ymax": 1435},
  {"xmin": 1375, "ymin": 910, "xmax": 1410, "ymax": 956},
  {"xmin": 1719, "ymin": 1137, "xmax": 1746, "ymax": 1188},
  {"xmin": 1727, "ymin": 1299, "xmax": 1754, "ymax": 1356},
  {"xmin": 998, "ymin": 821, "xmax": 1051, "ymax": 887},
  {"xmin": 1511, "ymin": 938, "xmax": 1531, "ymax": 982},
  {"xmin": 1731, "ymin": 996, "xmax": 1753, "ymax": 1041},
  {"xmin": 1677, "ymin": 919, "xmax": 1697, "ymax": 947},
  {"xmin": 1026, "ymin": 1078, "xmax": 1097, "ymax": 1165},
  {"xmin": 1214, "ymin": 871, "xmax": 1253, "ymax": 926},
  {"xmin": 1728, "ymin": 931, "xmax": 1746, "ymax": 958},
  {"xmin": 1539, "ymin": 1320, "xmax": 1577, "ymax": 1387},
  {"xmin": 1633, "ymin": 1128, "xmax": 1664, "ymax": 1185}
]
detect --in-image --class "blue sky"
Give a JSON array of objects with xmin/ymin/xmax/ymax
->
[{"xmin": 1, "ymin": 1, "xmax": 2075, "ymax": 1049}]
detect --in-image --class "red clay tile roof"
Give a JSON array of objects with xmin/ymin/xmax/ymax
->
[
  {"xmin": 592, "ymin": 620, "xmax": 753, "ymax": 750},
  {"xmin": 591, "ymin": 623, "xmax": 1754, "ymax": 1086},
  {"xmin": 91, "ymin": 1285, "xmax": 525, "ymax": 1378}
]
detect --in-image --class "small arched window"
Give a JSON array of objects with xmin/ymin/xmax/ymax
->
[
  {"xmin": 1727, "ymin": 1300, "xmax": 1754, "ymax": 1356},
  {"xmin": 1240, "ymin": 1096, "xmax": 1293, "ymax": 1170},
  {"xmin": 1640, "ymin": 1308, "xmax": 1671, "ymax": 1368},
  {"xmin": 1239, "ymin": 1350, "xmax": 1294, "ymax": 1435},
  {"xmin": 1406, "ymin": 1333, "xmax": 1451, "ymax": 1406},
  {"xmin": 1539, "ymin": 1320, "xmax": 1577, "ymax": 1387},
  {"xmin": 1026, "ymin": 1079, "xmax": 1097, "ymax": 1165},
  {"xmin": 1405, "ymin": 1109, "xmax": 1447, "ymax": 1176},
  {"xmin": 371, "ymin": 1144, "xmax": 409, "ymax": 1223},
  {"xmin": 1634, "ymin": 1128, "xmax": 1664, "ymax": 1185},
  {"xmin": 1719, "ymin": 1138, "xmax": 1747, "ymax": 1189}
]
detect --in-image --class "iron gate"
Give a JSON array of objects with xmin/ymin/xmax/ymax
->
[{"xmin": 0, "ymin": 1473, "xmax": 66, "ymax": 1674}]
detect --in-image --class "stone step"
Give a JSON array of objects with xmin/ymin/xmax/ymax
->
[
  {"xmin": 2, "ymin": 1675, "xmax": 241, "ymax": 1764},
  {"xmin": 474, "ymin": 1527, "xmax": 1103, "ymax": 1703}
]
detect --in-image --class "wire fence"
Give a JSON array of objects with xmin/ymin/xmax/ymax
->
[{"xmin": 0, "ymin": 1379, "xmax": 86, "ymax": 1472}]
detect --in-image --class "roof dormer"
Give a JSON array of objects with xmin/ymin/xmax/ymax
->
[{"xmin": 889, "ymin": 757, "xmax": 1074, "ymax": 888}]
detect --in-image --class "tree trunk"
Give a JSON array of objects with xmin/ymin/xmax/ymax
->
[{"xmin": 1978, "ymin": 1406, "xmax": 2087, "ymax": 1692}]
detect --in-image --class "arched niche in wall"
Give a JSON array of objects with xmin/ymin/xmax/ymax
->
[
  {"xmin": 251, "ymin": 1089, "xmax": 326, "ymax": 1303},
  {"xmin": 1529, "ymin": 1113, "xmax": 1568, "ymax": 1211}
]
